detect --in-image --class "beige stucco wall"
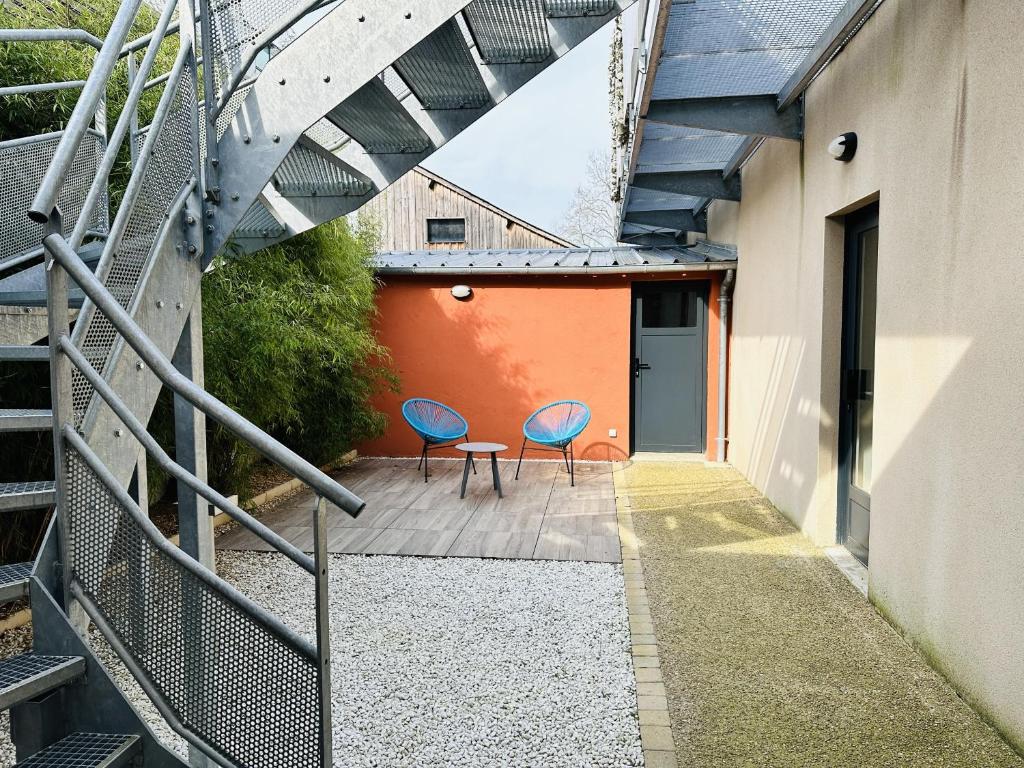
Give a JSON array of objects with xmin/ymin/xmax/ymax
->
[{"xmin": 709, "ymin": 0, "xmax": 1024, "ymax": 750}]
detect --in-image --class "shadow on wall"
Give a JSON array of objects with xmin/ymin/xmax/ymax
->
[{"xmin": 362, "ymin": 279, "xmax": 629, "ymax": 462}]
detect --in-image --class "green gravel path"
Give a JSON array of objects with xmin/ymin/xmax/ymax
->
[{"xmin": 618, "ymin": 461, "xmax": 1023, "ymax": 768}]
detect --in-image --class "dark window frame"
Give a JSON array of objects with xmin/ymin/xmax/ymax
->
[{"xmin": 426, "ymin": 217, "xmax": 467, "ymax": 244}]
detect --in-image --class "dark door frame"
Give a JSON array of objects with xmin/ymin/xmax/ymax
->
[
  {"xmin": 837, "ymin": 203, "xmax": 879, "ymax": 562},
  {"xmin": 629, "ymin": 280, "xmax": 709, "ymax": 455}
]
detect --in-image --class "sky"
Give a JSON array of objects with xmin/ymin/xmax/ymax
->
[{"xmin": 423, "ymin": 9, "xmax": 636, "ymax": 238}]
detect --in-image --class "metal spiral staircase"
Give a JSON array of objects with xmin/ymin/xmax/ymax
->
[{"xmin": 0, "ymin": 0, "xmax": 632, "ymax": 764}]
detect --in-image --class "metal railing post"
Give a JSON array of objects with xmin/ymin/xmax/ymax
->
[
  {"xmin": 197, "ymin": 0, "xmax": 222, "ymax": 211},
  {"xmin": 126, "ymin": 51, "xmax": 140, "ymax": 167},
  {"xmin": 313, "ymin": 495, "xmax": 333, "ymax": 768},
  {"xmin": 43, "ymin": 211, "xmax": 73, "ymax": 614}
]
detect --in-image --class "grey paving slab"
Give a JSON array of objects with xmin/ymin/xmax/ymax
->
[
  {"xmin": 362, "ymin": 528, "xmax": 461, "ymax": 557},
  {"xmin": 447, "ymin": 530, "xmax": 539, "ymax": 559},
  {"xmin": 327, "ymin": 527, "xmax": 386, "ymax": 554}
]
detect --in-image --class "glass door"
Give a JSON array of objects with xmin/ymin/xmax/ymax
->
[{"xmin": 839, "ymin": 205, "xmax": 878, "ymax": 565}]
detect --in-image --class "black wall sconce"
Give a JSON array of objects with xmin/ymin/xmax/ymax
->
[{"xmin": 828, "ymin": 132, "xmax": 858, "ymax": 162}]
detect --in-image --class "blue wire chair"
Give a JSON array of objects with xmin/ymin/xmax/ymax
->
[
  {"xmin": 515, "ymin": 400, "xmax": 591, "ymax": 486},
  {"xmin": 402, "ymin": 398, "xmax": 475, "ymax": 482}
]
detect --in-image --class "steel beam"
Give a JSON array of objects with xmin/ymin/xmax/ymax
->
[
  {"xmin": 624, "ymin": 209, "xmax": 706, "ymax": 232},
  {"xmin": 778, "ymin": 0, "xmax": 885, "ymax": 109},
  {"xmin": 173, "ymin": 295, "xmax": 214, "ymax": 571},
  {"xmin": 631, "ymin": 170, "xmax": 741, "ymax": 201},
  {"xmin": 645, "ymin": 95, "xmax": 802, "ymax": 140}
]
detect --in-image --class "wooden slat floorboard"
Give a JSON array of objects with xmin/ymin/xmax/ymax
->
[{"xmin": 217, "ymin": 458, "xmax": 620, "ymax": 562}]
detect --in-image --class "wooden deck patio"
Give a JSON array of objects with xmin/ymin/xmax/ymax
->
[{"xmin": 218, "ymin": 458, "xmax": 621, "ymax": 563}]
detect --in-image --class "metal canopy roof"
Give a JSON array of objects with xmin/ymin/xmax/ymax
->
[
  {"xmin": 374, "ymin": 243, "xmax": 736, "ymax": 275},
  {"xmin": 618, "ymin": 0, "xmax": 886, "ymax": 244}
]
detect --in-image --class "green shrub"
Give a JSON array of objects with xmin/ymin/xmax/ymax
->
[
  {"xmin": 0, "ymin": 0, "xmax": 178, "ymax": 208},
  {"xmin": 198, "ymin": 216, "xmax": 395, "ymax": 498}
]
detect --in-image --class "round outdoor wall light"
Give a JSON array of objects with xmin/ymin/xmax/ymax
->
[
  {"xmin": 828, "ymin": 132, "xmax": 858, "ymax": 162},
  {"xmin": 451, "ymin": 284, "xmax": 473, "ymax": 300}
]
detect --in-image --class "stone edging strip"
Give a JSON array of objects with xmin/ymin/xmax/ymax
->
[{"xmin": 613, "ymin": 462, "xmax": 679, "ymax": 768}]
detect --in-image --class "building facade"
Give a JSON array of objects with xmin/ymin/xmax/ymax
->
[
  {"xmin": 618, "ymin": 0, "xmax": 1024, "ymax": 751},
  {"xmin": 359, "ymin": 167, "xmax": 573, "ymax": 252},
  {"xmin": 361, "ymin": 245, "xmax": 735, "ymax": 463}
]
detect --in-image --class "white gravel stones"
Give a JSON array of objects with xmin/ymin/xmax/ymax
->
[
  {"xmin": 1, "ymin": 553, "xmax": 641, "ymax": 768},
  {"xmin": 219, "ymin": 552, "xmax": 642, "ymax": 768}
]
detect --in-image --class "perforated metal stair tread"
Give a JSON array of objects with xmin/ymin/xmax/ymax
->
[
  {"xmin": 16, "ymin": 733, "xmax": 140, "ymax": 768},
  {"xmin": 0, "ymin": 346, "xmax": 49, "ymax": 362},
  {"xmin": 0, "ymin": 654, "xmax": 86, "ymax": 711},
  {"xmin": 0, "ymin": 481, "xmax": 56, "ymax": 512},
  {"xmin": 0, "ymin": 562, "xmax": 31, "ymax": 604},
  {"xmin": 0, "ymin": 409, "xmax": 53, "ymax": 432}
]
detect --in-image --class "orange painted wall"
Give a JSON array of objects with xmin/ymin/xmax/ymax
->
[{"xmin": 359, "ymin": 272, "xmax": 724, "ymax": 461}]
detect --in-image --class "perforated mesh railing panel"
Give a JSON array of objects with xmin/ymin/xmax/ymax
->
[
  {"xmin": 65, "ymin": 444, "xmax": 322, "ymax": 768},
  {"xmin": 0, "ymin": 132, "xmax": 108, "ymax": 268},
  {"xmin": 205, "ymin": 0, "xmax": 304, "ymax": 93},
  {"xmin": 464, "ymin": 0, "xmax": 551, "ymax": 64},
  {"xmin": 71, "ymin": 68, "xmax": 197, "ymax": 427},
  {"xmin": 394, "ymin": 19, "xmax": 491, "ymax": 110},
  {"xmin": 305, "ymin": 118, "xmax": 349, "ymax": 151},
  {"xmin": 653, "ymin": 0, "xmax": 849, "ymax": 99}
]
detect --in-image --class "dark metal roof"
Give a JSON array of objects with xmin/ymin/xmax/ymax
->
[{"xmin": 373, "ymin": 243, "xmax": 736, "ymax": 275}]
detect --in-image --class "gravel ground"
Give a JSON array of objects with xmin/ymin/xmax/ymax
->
[
  {"xmin": 218, "ymin": 552, "xmax": 641, "ymax": 768},
  {"xmin": 621, "ymin": 460, "xmax": 1024, "ymax": 768},
  {"xmin": 2, "ymin": 554, "xmax": 640, "ymax": 768}
]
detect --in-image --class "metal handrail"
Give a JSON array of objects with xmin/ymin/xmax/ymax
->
[
  {"xmin": 46, "ymin": 233, "xmax": 366, "ymax": 517},
  {"xmin": 69, "ymin": 0, "xmax": 180, "ymax": 248},
  {"xmin": 28, "ymin": 0, "xmax": 146, "ymax": 224},
  {"xmin": 58, "ymin": 335, "xmax": 316, "ymax": 574},
  {"xmin": 0, "ymin": 81, "xmax": 86, "ymax": 97},
  {"xmin": 0, "ymin": 28, "xmax": 103, "ymax": 49}
]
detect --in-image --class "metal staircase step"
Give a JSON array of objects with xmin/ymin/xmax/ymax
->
[
  {"xmin": 0, "ymin": 562, "xmax": 32, "ymax": 604},
  {"xmin": 0, "ymin": 239, "xmax": 101, "ymax": 308},
  {"xmin": 0, "ymin": 345, "xmax": 49, "ymax": 361},
  {"xmin": 0, "ymin": 481, "xmax": 56, "ymax": 512},
  {"xmin": 16, "ymin": 732, "xmax": 141, "ymax": 768},
  {"xmin": 0, "ymin": 409, "xmax": 53, "ymax": 431},
  {"xmin": 274, "ymin": 139, "xmax": 372, "ymax": 198},
  {"xmin": 328, "ymin": 77, "xmax": 432, "ymax": 154},
  {"xmin": 0, "ymin": 654, "xmax": 86, "ymax": 711},
  {"xmin": 0, "ymin": 289, "xmax": 85, "ymax": 308},
  {"xmin": 394, "ymin": 19, "xmax": 491, "ymax": 110},
  {"xmin": 464, "ymin": 0, "xmax": 551, "ymax": 64}
]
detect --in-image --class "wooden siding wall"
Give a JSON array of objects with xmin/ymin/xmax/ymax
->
[{"xmin": 360, "ymin": 170, "xmax": 569, "ymax": 251}]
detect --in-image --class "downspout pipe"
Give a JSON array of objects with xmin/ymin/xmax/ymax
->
[{"xmin": 716, "ymin": 268, "xmax": 735, "ymax": 463}]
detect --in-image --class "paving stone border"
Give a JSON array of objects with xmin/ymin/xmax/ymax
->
[{"xmin": 613, "ymin": 463, "xmax": 678, "ymax": 768}]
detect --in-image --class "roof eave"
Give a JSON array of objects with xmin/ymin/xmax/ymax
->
[{"xmin": 374, "ymin": 261, "xmax": 737, "ymax": 277}]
